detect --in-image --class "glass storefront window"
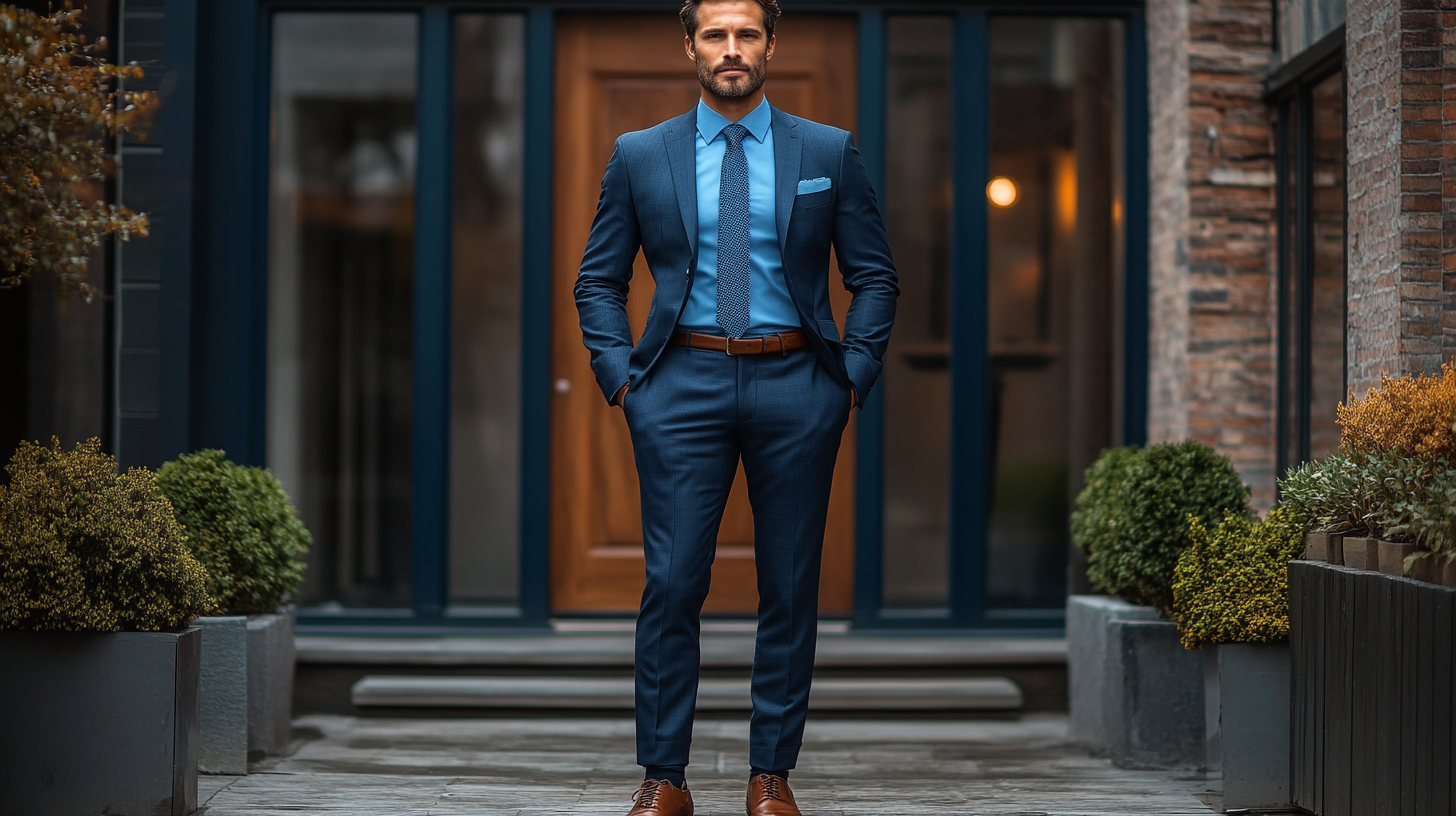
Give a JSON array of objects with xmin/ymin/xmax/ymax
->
[
  {"xmin": 1277, "ymin": 68, "xmax": 1346, "ymax": 471},
  {"xmin": 1308, "ymin": 72, "xmax": 1345, "ymax": 460},
  {"xmin": 882, "ymin": 15, "xmax": 954, "ymax": 610},
  {"xmin": 449, "ymin": 14, "xmax": 526, "ymax": 608},
  {"xmin": 268, "ymin": 13, "xmax": 419, "ymax": 608},
  {"xmin": 986, "ymin": 18, "xmax": 1124, "ymax": 610}
]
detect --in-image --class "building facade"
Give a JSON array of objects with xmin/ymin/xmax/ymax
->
[{"xmin": 0, "ymin": 0, "xmax": 1400, "ymax": 634}]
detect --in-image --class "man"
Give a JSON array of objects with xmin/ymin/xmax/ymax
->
[{"xmin": 574, "ymin": 1, "xmax": 897, "ymax": 814}]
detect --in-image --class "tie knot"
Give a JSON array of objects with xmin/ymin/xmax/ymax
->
[{"xmin": 722, "ymin": 123, "xmax": 749, "ymax": 147}]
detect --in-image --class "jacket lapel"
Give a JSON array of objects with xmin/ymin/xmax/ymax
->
[
  {"xmin": 771, "ymin": 106, "xmax": 801, "ymax": 254},
  {"xmin": 663, "ymin": 109, "xmax": 699, "ymax": 258}
]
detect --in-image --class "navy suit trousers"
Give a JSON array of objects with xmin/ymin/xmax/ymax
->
[{"xmin": 623, "ymin": 344, "xmax": 850, "ymax": 771}]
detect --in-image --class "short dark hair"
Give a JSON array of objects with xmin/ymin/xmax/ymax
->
[{"xmin": 680, "ymin": 0, "xmax": 781, "ymax": 41}]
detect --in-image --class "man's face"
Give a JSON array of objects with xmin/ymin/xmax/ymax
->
[{"xmin": 685, "ymin": 0, "xmax": 774, "ymax": 100}]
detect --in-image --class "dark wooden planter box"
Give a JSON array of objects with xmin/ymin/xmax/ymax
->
[
  {"xmin": 1290, "ymin": 561, "xmax": 1455, "ymax": 816},
  {"xmin": 0, "ymin": 628, "xmax": 201, "ymax": 815}
]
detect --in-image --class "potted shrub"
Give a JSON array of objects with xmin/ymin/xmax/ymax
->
[
  {"xmin": 1067, "ymin": 440, "xmax": 1249, "ymax": 769},
  {"xmin": 1337, "ymin": 364, "xmax": 1456, "ymax": 577},
  {"xmin": 1387, "ymin": 466, "xmax": 1456, "ymax": 585},
  {"xmin": 1278, "ymin": 455, "xmax": 1358, "ymax": 565},
  {"xmin": 1173, "ymin": 508, "xmax": 1304, "ymax": 812},
  {"xmin": 0, "ymin": 439, "xmax": 212, "ymax": 815},
  {"xmin": 1284, "ymin": 365, "xmax": 1456, "ymax": 815},
  {"xmin": 156, "ymin": 449, "xmax": 311, "ymax": 773}
]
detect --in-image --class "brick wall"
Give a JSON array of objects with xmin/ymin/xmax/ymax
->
[
  {"xmin": 1346, "ymin": 0, "xmax": 1456, "ymax": 393},
  {"xmin": 1148, "ymin": 0, "xmax": 1279, "ymax": 506}
]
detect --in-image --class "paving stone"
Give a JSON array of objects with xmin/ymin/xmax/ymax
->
[{"xmin": 199, "ymin": 715, "xmax": 1219, "ymax": 816}]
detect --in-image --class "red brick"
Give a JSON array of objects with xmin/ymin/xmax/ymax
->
[
  {"xmin": 1407, "ymin": 122, "xmax": 1445, "ymax": 140},
  {"xmin": 1405, "ymin": 103, "xmax": 1444, "ymax": 120}
]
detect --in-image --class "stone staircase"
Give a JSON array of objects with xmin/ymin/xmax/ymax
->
[{"xmin": 293, "ymin": 621, "xmax": 1067, "ymax": 715}]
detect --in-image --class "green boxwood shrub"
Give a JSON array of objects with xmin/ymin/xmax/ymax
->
[
  {"xmin": 0, "ymin": 438, "xmax": 213, "ymax": 631},
  {"xmin": 1072, "ymin": 441, "xmax": 1251, "ymax": 614},
  {"xmin": 1279, "ymin": 451, "xmax": 1443, "ymax": 542},
  {"xmin": 1172, "ymin": 507, "xmax": 1305, "ymax": 650},
  {"xmin": 155, "ymin": 450, "xmax": 310, "ymax": 615}
]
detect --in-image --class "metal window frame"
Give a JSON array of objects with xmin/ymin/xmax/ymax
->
[{"xmin": 176, "ymin": 0, "xmax": 1149, "ymax": 634}]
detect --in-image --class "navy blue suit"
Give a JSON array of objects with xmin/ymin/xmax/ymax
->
[{"xmin": 575, "ymin": 105, "xmax": 898, "ymax": 772}]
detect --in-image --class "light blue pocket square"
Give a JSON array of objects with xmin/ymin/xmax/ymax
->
[{"xmin": 797, "ymin": 177, "xmax": 831, "ymax": 195}]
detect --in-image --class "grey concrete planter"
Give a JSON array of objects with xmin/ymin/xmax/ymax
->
[
  {"xmin": 1066, "ymin": 595, "xmax": 1205, "ymax": 769},
  {"xmin": 247, "ymin": 606, "xmax": 296, "ymax": 759},
  {"xmin": 195, "ymin": 616, "xmax": 250, "ymax": 773},
  {"xmin": 1067, "ymin": 595, "xmax": 1159, "ymax": 748},
  {"xmin": 195, "ymin": 606, "xmax": 295, "ymax": 774},
  {"xmin": 1204, "ymin": 642, "xmax": 1291, "ymax": 812},
  {"xmin": 0, "ymin": 628, "xmax": 200, "ymax": 816}
]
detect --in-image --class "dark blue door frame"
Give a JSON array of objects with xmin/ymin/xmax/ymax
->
[{"xmin": 180, "ymin": 0, "xmax": 1148, "ymax": 634}]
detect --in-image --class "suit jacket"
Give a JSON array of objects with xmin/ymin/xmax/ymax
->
[{"xmin": 574, "ymin": 105, "xmax": 899, "ymax": 407}]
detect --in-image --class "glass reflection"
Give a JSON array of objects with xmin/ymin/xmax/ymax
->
[
  {"xmin": 449, "ymin": 14, "xmax": 526, "ymax": 607},
  {"xmin": 268, "ymin": 13, "xmax": 418, "ymax": 607},
  {"xmin": 882, "ymin": 16, "xmax": 953, "ymax": 609},
  {"xmin": 987, "ymin": 18, "xmax": 1123, "ymax": 609},
  {"xmin": 1308, "ymin": 72, "xmax": 1345, "ymax": 460}
]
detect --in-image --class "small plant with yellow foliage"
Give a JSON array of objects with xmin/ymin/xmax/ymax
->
[
  {"xmin": 1172, "ymin": 507, "xmax": 1306, "ymax": 650},
  {"xmin": 0, "ymin": 439, "xmax": 213, "ymax": 631}
]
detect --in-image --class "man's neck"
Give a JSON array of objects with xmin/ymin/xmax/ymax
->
[{"xmin": 700, "ymin": 88, "xmax": 765, "ymax": 123}]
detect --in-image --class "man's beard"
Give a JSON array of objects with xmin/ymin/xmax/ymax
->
[{"xmin": 695, "ymin": 54, "xmax": 767, "ymax": 99}]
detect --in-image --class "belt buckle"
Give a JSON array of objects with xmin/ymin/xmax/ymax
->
[{"xmin": 724, "ymin": 337, "xmax": 735, "ymax": 356}]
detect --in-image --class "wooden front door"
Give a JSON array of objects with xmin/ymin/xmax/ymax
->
[{"xmin": 549, "ymin": 13, "xmax": 858, "ymax": 614}]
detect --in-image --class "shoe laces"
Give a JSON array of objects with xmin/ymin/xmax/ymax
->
[
  {"xmin": 633, "ymin": 779, "xmax": 664, "ymax": 809},
  {"xmin": 755, "ymin": 774, "xmax": 786, "ymax": 801}
]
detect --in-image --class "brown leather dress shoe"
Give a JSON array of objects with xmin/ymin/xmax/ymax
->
[
  {"xmin": 627, "ymin": 778, "xmax": 693, "ymax": 816},
  {"xmin": 747, "ymin": 773, "xmax": 801, "ymax": 816}
]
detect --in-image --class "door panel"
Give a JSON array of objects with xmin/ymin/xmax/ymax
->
[{"xmin": 550, "ymin": 13, "xmax": 857, "ymax": 614}]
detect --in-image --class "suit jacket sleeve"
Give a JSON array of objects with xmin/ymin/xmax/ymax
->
[
  {"xmin": 574, "ymin": 138, "xmax": 642, "ymax": 404},
  {"xmin": 832, "ymin": 131, "xmax": 899, "ymax": 406}
]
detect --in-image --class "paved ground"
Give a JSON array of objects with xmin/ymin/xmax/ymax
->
[{"xmin": 198, "ymin": 714, "xmax": 1224, "ymax": 815}]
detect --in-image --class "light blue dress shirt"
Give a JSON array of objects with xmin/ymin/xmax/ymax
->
[{"xmin": 678, "ymin": 97, "xmax": 801, "ymax": 334}]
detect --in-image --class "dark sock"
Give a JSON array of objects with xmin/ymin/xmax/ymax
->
[
  {"xmin": 750, "ymin": 766, "xmax": 790, "ymax": 780},
  {"xmin": 644, "ymin": 765, "xmax": 686, "ymax": 788}
]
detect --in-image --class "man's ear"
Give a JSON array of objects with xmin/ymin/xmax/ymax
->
[
  {"xmin": 765, "ymin": 34, "xmax": 774, "ymax": 60},
  {"xmin": 684, "ymin": 34, "xmax": 695, "ymax": 62}
]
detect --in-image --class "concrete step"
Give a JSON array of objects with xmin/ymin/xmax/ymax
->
[
  {"xmin": 299, "ymin": 633, "xmax": 1066, "ymax": 669},
  {"xmin": 350, "ymin": 675, "xmax": 1024, "ymax": 711}
]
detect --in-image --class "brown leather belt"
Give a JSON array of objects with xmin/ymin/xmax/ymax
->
[{"xmin": 670, "ymin": 330, "xmax": 809, "ymax": 356}]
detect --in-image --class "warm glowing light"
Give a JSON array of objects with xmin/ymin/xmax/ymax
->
[
  {"xmin": 987, "ymin": 176, "xmax": 1018, "ymax": 208},
  {"xmin": 1055, "ymin": 153, "xmax": 1077, "ymax": 231}
]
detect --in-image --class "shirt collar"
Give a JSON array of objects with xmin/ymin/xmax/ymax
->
[{"xmin": 695, "ymin": 96, "xmax": 772, "ymax": 144}]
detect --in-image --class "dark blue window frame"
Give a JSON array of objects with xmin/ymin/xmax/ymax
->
[{"xmin": 175, "ymin": 0, "xmax": 1148, "ymax": 634}]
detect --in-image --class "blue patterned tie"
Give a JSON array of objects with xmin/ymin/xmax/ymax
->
[{"xmin": 716, "ymin": 123, "xmax": 751, "ymax": 339}]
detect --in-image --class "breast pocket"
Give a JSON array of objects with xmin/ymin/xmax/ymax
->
[{"xmin": 794, "ymin": 188, "xmax": 834, "ymax": 211}]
